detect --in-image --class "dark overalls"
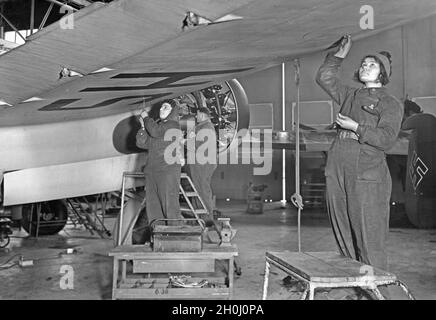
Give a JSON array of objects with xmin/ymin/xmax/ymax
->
[
  {"xmin": 186, "ymin": 119, "xmax": 217, "ymax": 215},
  {"xmin": 136, "ymin": 109, "xmax": 182, "ymax": 224},
  {"xmin": 316, "ymin": 53, "xmax": 403, "ymax": 270}
]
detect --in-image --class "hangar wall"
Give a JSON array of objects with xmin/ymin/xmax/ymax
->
[{"xmin": 212, "ymin": 15, "xmax": 436, "ymax": 202}]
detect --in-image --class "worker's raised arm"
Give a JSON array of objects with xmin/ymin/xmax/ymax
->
[
  {"xmin": 356, "ymin": 95, "xmax": 404, "ymax": 151},
  {"xmin": 316, "ymin": 35, "xmax": 353, "ymax": 106},
  {"xmin": 143, "ymin": 117, "xmax": 178, "ymax": 138},
  {"xmin": 135, "ymin": 128, "xmax": 149, "ymax": 149}
]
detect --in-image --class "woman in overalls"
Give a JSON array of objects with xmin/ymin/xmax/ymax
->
[{"xmin": 316, "ymin": 35, "xmax": 403, "ymax": 271}]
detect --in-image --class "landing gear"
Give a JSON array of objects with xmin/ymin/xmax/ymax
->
[
  {"xmin": 21, "ymin": 200, "xmax": 68, "ymax": 236},
  {"xmin": 0, "ymin": 217, "xmax": 12, "ymax": 248}
]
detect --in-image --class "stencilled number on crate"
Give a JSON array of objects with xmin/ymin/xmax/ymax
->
[
  {"xmin": 59, "ymin": 265, "xmax": 74, "ymax": 290},
  {"xmin": 154, "ymin": 288, "xmax": 169, "ymax": 295}
]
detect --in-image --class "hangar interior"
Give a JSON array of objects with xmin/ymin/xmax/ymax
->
[{"xmin": 0, "ymin": 0, "xmax": 435, "ymax": 301}]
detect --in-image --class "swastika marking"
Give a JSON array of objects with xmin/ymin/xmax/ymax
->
[{"xmin": 409, "ymin": 150, "xmax": 429, "ymax": 190}]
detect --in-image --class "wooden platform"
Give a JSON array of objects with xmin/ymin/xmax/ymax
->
[
  {"xmin": 109, "ymin": 243, "xmax": 238, "ymax": 300},
  {"xmin": 262, "ymin": 251, "xmax": 415, "ymax": 300}
]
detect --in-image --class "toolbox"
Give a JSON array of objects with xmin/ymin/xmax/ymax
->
[{"xmin": 151, "ymin": 219, "xmax": 203, "ymax": 252}]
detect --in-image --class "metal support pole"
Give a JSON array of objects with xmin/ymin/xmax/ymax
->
[
  {"xmin": 0, "ymin": 12, "xmax": 26, "ymax": 42},
  {"xmin": 102, "ymin": 193, "xmax": 107, "ymax": 227},
  {"xmin": 94, "ymin": 194, "xmax": 99, "ymax": 225},
  {"xmin": 281, "ymin": 63, "xmax": 286, "ymax": 205},
  {"xmin": 290, "ymin": 58, "xmax": 304, "ymax": 252},
  {"xmin": 35, "ymin": 203, "xmax": 41, "ymax": 239},
  {"xmin": 29, "ymin": 204, "xmax": 34, "ymax": 235},
  {"xmin": 39, "ymin": 2, "xmax": 54, "ymax": 30},
  {"xmin": 118, "ymin": 174, "xmax": 126, "ymax": 246},
  {"xmin": 262, "ymin": 259, "xmax": 270, "ymax": 300},
  {"xmin": 0, "ymin": 3, "xmax": 4, "ymax": 40},
  {"xmin": 30, "ymin": 0, "xmax": 35, "ymax": 35},
  {"xmin": 45, "ymin": 0, "xmax": 78, "ymax": 12},
  {"xmin": 295, "ymin": 59, "xmax": 301, "ymax": 252}
]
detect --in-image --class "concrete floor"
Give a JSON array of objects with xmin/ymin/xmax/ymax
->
[{"xmin": 0, "ymin": 201, "xmax": 435, "ymax": 300}]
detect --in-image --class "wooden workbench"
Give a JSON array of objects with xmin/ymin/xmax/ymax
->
[{"xmin": 109, "ymin": 244, "xmax": 238, "ymax": 300}]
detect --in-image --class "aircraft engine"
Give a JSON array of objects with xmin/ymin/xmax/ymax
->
[
  {"xmin": 112, "ymin": 79, "xmax": 250, "ymax": 155},
  {"xmin": 175, "ymin": 79, "xmax": 250, "ymax": 153}
]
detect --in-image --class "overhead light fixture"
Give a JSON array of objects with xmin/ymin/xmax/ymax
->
[
  {"xmin": 90, "ymin": 67, "xmax": 114, "ymax": 74},
  {"xmin": 0, "ymin": 99, "xmax": 12, "ymax": 107},
  {"xmin": 59, "ymin": 66, "xmax": 84, "ymax": 79},
  {"xmin": 214, "ymin": 14, "xmax": 243, "ymax": 23},
  {"xmin": 182, "ymin": 11, "xmax": 212, "ymax": 30},
  {"xmin": 22, "ymin": 97, "xmax": 44, "ymax": 103},
  {"xmin": 182, "ymin": 11, "xmax": 243, "ymax": 30}
]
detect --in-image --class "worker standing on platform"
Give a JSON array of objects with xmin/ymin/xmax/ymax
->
[
  {"xmin": 316, "ymin": 35, "xmax": 403, "ymax": 271},
  {"xmin": 137, "ymin": 100, "xmax": 182, "ymax": 224},
  {"xmin": 185, "ymin": 107, "xmax": 218, "ymax": 218}
]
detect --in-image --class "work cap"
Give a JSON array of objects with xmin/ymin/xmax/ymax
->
[{"xmin": 367, "ymin": 52, "xmax": 391, "ymax": 79}]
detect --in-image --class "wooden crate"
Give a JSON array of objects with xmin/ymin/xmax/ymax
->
[{"xmin": 152, "ymin": 225, "xmax": 202, "ymax": 252}]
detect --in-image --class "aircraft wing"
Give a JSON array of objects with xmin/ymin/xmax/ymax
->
[{"xmin": 1, "ymin": 0, "xmax": 436, "ymax": 128}]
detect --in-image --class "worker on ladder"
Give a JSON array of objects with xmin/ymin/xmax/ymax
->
[
  {"xmin": 316, "ymin": 35, "xmax": 403, "ymax": 277},
  {"xmin": 184, "ymin": 107, "xmax": 218, "ymax": 222},
  {"xmin": 136, "ymin": 100, "xmax": 183, "ymax": 226}
]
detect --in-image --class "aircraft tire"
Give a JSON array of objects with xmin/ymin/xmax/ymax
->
[
  {"xmin": 0, "ymin": 235, "xmax": 10, "ymax": 248},
  {"xmin": 21, "ymin": 200, "xmax": 68, "ymax": 236}
]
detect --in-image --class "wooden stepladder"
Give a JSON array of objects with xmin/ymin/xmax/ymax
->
[
  {"xmin": 116, "ymin": 171, "xmax": 214, "ymax": 246},
  {"xmin": 179, "ymin": 173, "xmax": 241, "ymax": 276},
  {"xmin": 179, "ymin": 172, "xmax": 209, "ymax": 228}
]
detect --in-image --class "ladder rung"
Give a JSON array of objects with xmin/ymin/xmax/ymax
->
[
  {"xmin": 181, "ymin": 192, "xmax": 198, "ymax": 197},
  {"xmin": 194, "ymin": 210, "xmax": 208, "ymax": 214},
  {"xmin": 180, "ymin": 208, "xmax": 208, "ymax": 214}
]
